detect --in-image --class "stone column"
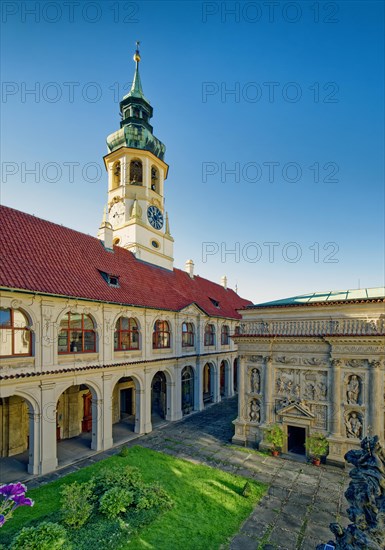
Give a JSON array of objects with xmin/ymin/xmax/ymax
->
[
  {"xmin": 91, "ymin": 397, "xmax": 103, "ymax": 452},
  {"xmin": 143, "ymin": 370, "xmax": 153, "ymax": 433},
  {"xmin": 40, "ymin": 382, "xmax": 58, "ymax": 474},
  {"xmin": 169, "ymin": 366, "xmax": 183, "ymax": 421},
  {"xmin": 214, "ymin": 360, "xmax": 221, "ymax": 403},
  {"xmin": 227, "ymin": 358, "xmax": 235, "ymax": 397},
  {"xmin": 238, "ymin": 355, "xmax": 246, "ymax": 420},
  {"xmin": 231, "ymin": 354, "xmax": 247, "ymax": 444},
  {"xmin": 330, "ymin": 359, "xmax": 342, "ymax": 436},
  {"xmin": 262, "ymin": 355, "xmax": 273, "ymax": 425},
  {"xmin": 27, "ymin": 411, "xmax": 41, "ymax": 475},
  {"xmin": 135, "ymin": 389, "xmax": 146, "ymax": 434},
  {"xmin": 369, "ymin": 360, "xmax": 383, "ymax": 438},
  {"xmin": 101, "ymin": 374, "xmax": 114, "ymax": 449},
  {"xmin": 195, "ymin": 358, "xmax": 204, "ymax": 411}
]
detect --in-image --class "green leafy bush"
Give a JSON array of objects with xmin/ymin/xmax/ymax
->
[
  {"xmin": 92, "ymin": 465, "xmax": 143, "ymax": 498},
  {"xmin": 118, "ymin": 446, "xmax": 130, "ymax": 457},
  {"xmin": 135, "ymin": 483, "xmax": 173, "ymax": 510},
  {"xmin": 10, "ymin": 522, "xmax": 67, "ymax": 550},
  {"xmin": 99, "ymin": 487, "xmax": 133, "ymax": 519},
  {"xmin": 60, "ymin": 480, "xmax": 94, "ymax": 529}
]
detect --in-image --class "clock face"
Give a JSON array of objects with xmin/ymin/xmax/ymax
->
[
  {"xmin": 109, "ymin": 202, "xmax": 124, "ymax": 227},
  {"xmin": 147, "ymin": 205, "xmax": 164, "ymax": 230}
]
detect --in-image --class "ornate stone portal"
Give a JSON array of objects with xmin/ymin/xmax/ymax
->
[{"xmin": 317, "ymin": 434, "xmax": 385, "ymax": 550}]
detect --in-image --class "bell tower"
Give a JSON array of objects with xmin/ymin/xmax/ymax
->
[{"xmin": 102, "ymin": 42, "xmax": 174, "ymax": 271}]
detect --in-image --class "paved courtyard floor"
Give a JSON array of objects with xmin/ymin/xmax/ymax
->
[{"xmin": 1, "ymin": 397, "xmax": 350, "ymax": 549}]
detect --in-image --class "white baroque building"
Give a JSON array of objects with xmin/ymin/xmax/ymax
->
[
  {"xmin": 0, "ymin": 46, "xmax": 250, "ymax": 477},
  {"xmin": 232, "ymin": 289, "xmax": 385, "ymax": 465}
]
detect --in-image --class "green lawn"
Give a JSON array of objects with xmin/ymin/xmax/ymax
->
[{"xmin": 1, "ymin": 446, "xmax": 267, "ymax": 549}]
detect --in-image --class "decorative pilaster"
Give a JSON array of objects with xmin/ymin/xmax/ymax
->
[
  {"xmin": 369, "ymin": 359, "xmax": 383, "ymax": 438},
  {"xmin": 262, "ymin": 355, "xmax": 273, "ymax": 425},
  {"xmin": 330, "ymin": 358, "xmax": 342, "ymax": 437}
]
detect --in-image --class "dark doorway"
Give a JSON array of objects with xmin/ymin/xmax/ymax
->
[
  {"xmin": 288, "ymin": 425, "xmax": 306, "ymax": 455},
  {"xmin": 151, "ymin": 372, "xmax": 167, "ymax": 418},
  {"xmin": 120, "ymin": 388, "xmax": 133, "ymax": 418}
]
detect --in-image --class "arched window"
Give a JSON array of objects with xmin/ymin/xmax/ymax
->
[
  {"xmin": 114, "ymin": 317, "xmax": 139, "ymax": 351},
  {"xmin": 112, "ymin": 161, "xmax": 121, "ymax": 189},
  {"xmin": 0, "ymin": 308, "xmax": 32, "ymax": 357},
  {"xmin": 153, "ymin": 320, "xmax": 170, "ymax": 349},
  {"xmin": 58, "ymin": 312, "xmax": 96, "ymax": 354},
  {"xmin": 182, "ymin": 322, "xmax": 195, "ymax": 347},
  {"xmin": 221, "ymin": 325, "xmax": 230, "ymax": 345},
  {"xmin": 151, "ymin": 166, "xmax": 159, "ymax": 192},
  {"xmin": 204, "ymin": 324, "xmax": 216, "ymax": 346},
  {"xmin": 130, "ymin": 159, "xmax": 143, "ymax": 185}
]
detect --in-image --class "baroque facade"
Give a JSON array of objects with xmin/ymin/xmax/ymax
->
[
  {"xmin": 0, "ymin": 46, "xmax": 250, "ymax": 477},
  {"xmin": 232, "ymin": 289, "xmax": 385, "ymax": 465}
]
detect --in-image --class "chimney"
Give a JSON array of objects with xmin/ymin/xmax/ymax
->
[
  {"xmin": 220, "ymin": 275, "xmax": 227, "ymax": 290},
  {"xmin": 185, "ymin": 259, "xmax": 194, "ymax": 278},
  {"xmin": 98, "ymin": 207, "xmax": 114, "ymax": 251}
]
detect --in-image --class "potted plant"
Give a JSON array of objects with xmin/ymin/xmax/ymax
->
[
  {"xmin": 265, "ymin": 424, "xmax": 285, "ymax": 456},
  {"xmin": 305, "ymin": 432, "xmax": 329, "ymax": 466}
]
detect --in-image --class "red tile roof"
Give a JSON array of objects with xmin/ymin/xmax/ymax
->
[{"xmin": 0, "ymin": 206, "xmax": 251, "ymax": 319}]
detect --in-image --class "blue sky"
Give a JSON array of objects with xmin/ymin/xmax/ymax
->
[{"xmin": 1, "ymin": 0, "xmax": 384, "ymax": 303}]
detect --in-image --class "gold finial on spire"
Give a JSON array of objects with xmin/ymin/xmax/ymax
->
[{"xmin": 133, "ymin": 41, "xmax": 141, "ymax": 63}]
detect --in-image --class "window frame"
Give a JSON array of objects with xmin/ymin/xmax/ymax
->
[
  {"xmin": 153, "ymin": 320, "xmax": 171, "ymax": 349},
  {"xmin": 114, "ymin": 317, "xmax": 140, "ymax": 351},
  {"xmin": 58, "ymin": 312, "xmax": 96, "ymax": 355},
  {"xmin": 0, "ymin": 308, "xmax": 32, "ymax": 357},
  {"xmin": 204, "ymin": 324, "xmax": 216, "ymax": 347},
  {"xmin": 182, "ymin": 322, "xmax": 195, "ymax": 348},
  {"xmin": 221, "ymin": 325, "xmax": 230, "ymax": 345}
]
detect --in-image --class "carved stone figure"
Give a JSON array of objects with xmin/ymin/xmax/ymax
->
[
  {"xmin": 318, "ymin": 382, "xmax": 328, "ymax": 399},
  {"xmin": 250, "ymin": 368, "xmax": 260, "ymax": 393},
  {"xmin": 316, "ymin": 435, "xmax": 385, "ymax": 550},
  {"xmin": 276, "ymin": 377, "xmax": 285, "ymax": 395},
  {"xmin": 249, "ymin": 399, "xmax": 260, "ymax": 423},
  {"xmin": 294, "ymin": 384, "xmax": 301, "ymax": 400},
  {"xmin": 347, "ymin": 375, "xmax": 361, "ymax": 404},
  {"xmin": 345, "ymin": 412, "xmax": 363, "ymax": 439}
]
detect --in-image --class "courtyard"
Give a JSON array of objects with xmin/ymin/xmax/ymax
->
[{"xmin": 1, "ymin": 397, "xmax": 350, "ymax": 550}]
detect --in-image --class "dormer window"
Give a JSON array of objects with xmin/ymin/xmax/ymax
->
[
  {"xmin": 209, "ymin": 298, "xmax": 220, "ymax": 308},
  {"xmin": 99, "ymin": 271, "xmax": 120, "ymax": 288}
]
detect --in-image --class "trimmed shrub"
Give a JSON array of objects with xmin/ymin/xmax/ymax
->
[
  {"xmin": 99, "ymin": 487, "xmax": 133, "ymax": 519},
  {"xmin": 61, "ymin": 480, "xmax": 94, "ymax": 529},
  {"xmin": 92, "ymin": 465, "xmax": 143, "ymax": 498},
  {"xmin": 10, "ymin": 522, "xmax": 67, "ymax": 550},
  {"xmin": 135, "ymin": 483, "xmax": 173, "ymax": 511},
  {"xmin": 118, "ymin": 446, "xmax": 130, "ymax": 457}
]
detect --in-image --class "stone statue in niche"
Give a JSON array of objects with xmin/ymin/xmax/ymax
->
[
  {"xmin": 347, "ymin": 374, "xmax": 361, "ymax": 404},
  {"xmin": 250, "ymin": 368, "xmax": 260, "ymax": 393},
  {"xmin": 316, "ymin": 434, "xmax": 385, "ymax": 550},
  {"xmin": 345, "ymin": 412, "xmax": 363, "ymax": 439},
  {"xmin": 249, "ymin": 399, "xmax": 260, "ymax": 423}
]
